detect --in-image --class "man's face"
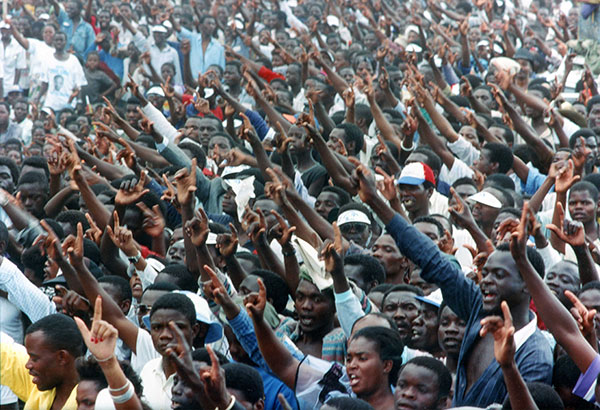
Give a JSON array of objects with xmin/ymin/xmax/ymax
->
[
  {"xmin": 414, "ymin": 222, "xmax": 440, "ymax": 245},
  {"xmin": 545, "ymin": 261, "xmax": 580, "ymax": 306},
  {"xmin": 328, "ymin": 127, "xmax": 350, "ymax": 154},
  {"xmin": 473, "ymin": 88, "xmax": 494, "ymax": 110},
  {"xmin": 198, "ymin": 118, "xmax": 220, "ymax": 150},
  {"xmin": 66, "ymin": 1, "xmax": 80, "ymax": 19},
  {"xmin": 0, "ymin": 165, "xmax": 15, "ymax": 192},
  {"xmin": 286, "ymin": 65, "xmax": 301, "ymax": 87},
  {"xmin": 294, "ymin": 280, "xmax": 334, "ymax": 334},
  {"xmin": 470, "ymin": 191, "xmax": 501, "ymax": 228},
  {"xmin": 200, "ymin": 17, "xmax": 217, "ymax": 36},
  {"xmin": 314, "ymin": 191, "xmax": 341, "ymax": 220},
  {"xmin": 382, "ymin": 291, "xmax": 420, "ymax": 343},
  {"xmin": 24, "ymin": 331, "xmax": 63, "ymax": 391},
  {"xmin": 345, "ymin": 263, "xmax": 373, "ymax": 294},
  {"xmin": 459, "ymin": 126, "xmax": 479, "ymax": 149},
  {"xmin": 172, "ymin": 362, "xmax": 204, "ymax": 409},
  {"xmin": 480, "ymin": 250, "xmax": 525, "ymax": 314},
  {"xmin": 208, "ymin": 136, "xmax": 231, "ymax": 165},
  {"xmin": 326, "ymin": 36, "xmax": 341, "ymax": 51},
  {"xmin": 588, "ymin": 103, "xmax": 600, "ymax": 129},
  {"xmin": 149, "ymin": 308, "xmax": 196, "ymax": 356},
  {"xmin": 411, "ymin": 304, "xmax": 440, "ymax": 354},
  {"xmin": 97, "ymin": 11, "xmax": 111, "ymax": 27},
  {"xmin": 167, "ymin": 239, "xmax": 186, "ymax": 264},
  {"xmin": 398, "ymin": 183, "xmax": 431, "ymax": 213},
  {"xmin": 339, "ymin": 221, "xmax": 371, "ymax": 247},
  {"xmin": 53, "ymin": 34, "xmax": 67, "ymax": 52},
  {"xmin": 395, "ymin": 364, "xmax": 442, "ymax": 410},
  {"xmin": 287, "ymin": 125, "xmax": 309, "ymax": 155},
  {"xmin": 13, "ymin": 102, "xmax": 28, "ymax": 122},
  {"xmin": 491, "ymin": 211, "xmax": 519, "ymax": 245},
  {"xmin": 568, "ymin": 189, "xmax": 597, "ymax": 224},
  {"xmin": 473, "ymin": 148, "xmax": 496, "ymax": 175},
  {"xmin": 408, "ymin": 268, "xmax": 438, "ymax": 295},
  {"xmin": 223, "ymin": 65, "xmax": 241, "ymax": 87},
  {"xmin": 77, "ymin": 380, "xmax": 102, "ymax": 410},
  {"xmin": 137, "ymin": 289, "xmax": 168, "ymax": 329},
  {"xmin": 371, "ymin": 234, "xmax": 407, "ymax": 281},
  {"xmin": 437, "ymin": 305, "xmax": 466, "ymax": 357},
  {"xmin": 18, "ymin": 183, "xmax": 48, "ymax": 218}
]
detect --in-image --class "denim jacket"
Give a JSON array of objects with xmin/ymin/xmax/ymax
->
[{"xmin": 385, "ymin": 214, "xmax": 553, "ymax": 407}]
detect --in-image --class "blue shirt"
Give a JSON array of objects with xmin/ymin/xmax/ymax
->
[
  {"xmin": 385, "ymin": 213, "xmax": 553, "ymax": 407},
  {"xmin": 57, "ymin": 9, "xmax": 96, "ymax": 58},
  {"xmin": 176, "ymin": 27, "xmax": 225, "ymax": 78}
]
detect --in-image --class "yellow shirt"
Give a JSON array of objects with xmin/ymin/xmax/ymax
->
[{"xmin": 1, "ymin": 342, "xmax": 78, "ymax": 409}]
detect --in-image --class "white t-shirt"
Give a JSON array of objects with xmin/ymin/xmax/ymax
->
[
  {"xmin": 41, "ymin": 54, "xmax": 87, "ymax": 111},
  {"xmin": 27, "ymin": 39, "xmax": 55, "ymax": 78}
]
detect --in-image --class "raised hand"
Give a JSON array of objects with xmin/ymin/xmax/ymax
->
[
  {"xmin": 202, "ymin": 264, "xmax": 234, "ymax": 309},
  {"xmin": 115, "ymin": 171, "xmax": 150, "ymax": 206},
  {"xmin": 480, "ymin": 301, "xmax": 516, "ymax": 368},
  {"xmin": 173, "ymin": 158, "xmax": 198, "ymax": 206},
  {"xmin": 509, "ymin": 202, "xmax": 530, "ymax": 263},
  {"xmin": 53, "ymin": 285, "xmax": 91, "ymax": 317},
  {"xmin": 269, "ymin": 210, "xmax": 296, "ymax": 247},
  {"xmin": 320, "ymin": 222, "xmax": 344, "ymax": 273},
  {"xmin": 116, "ymin": 138, "xmax": 137, "ymax": 170},
  {"xmin": 215, "ymin": 224, "xmax": 238, "ymax": 258},
  {"xmin": 496, "ymin": 218, "xmax": 520, "ymax": 244},
  {"xmin": 274, "ymin": 122, "xmax": 293, "ymax": 154},
  {"xmin": 247, "ymin": 208, "xmax": 267, "ymax": 243},
  {"xmin": 62, "ymin": 222, "xmax": 85, "ymax": 266},
  {"xmin": 244, "ymin": 277, "xmax": 267, "ymax": 321},
  {"xmin": 348, "ymin": 157, "xmax": 379, "ymax": 204},
  {"xmin": 137, "ymin": 202, "xmax": 166, "ymax": 238},
  {"xmin": 342, "ymin": 87, "xmax": 355, "ymax": 108},
  {"xmin": 74, "ymin": 296, "xmax": 119, "ymax": 362},
  {"xmin": 106, "ymin": 211, "xmax": 138, "ymax": 256},
  {"xmin": 566, "ymin": 290, "xmax": 597, "ymax": 340},
  {"xmin": 85, "ymin": 213, "xmax": 103, "ymax": 245},
  {"xmin": 555, "ymin": 159, "xmax": 580, "ymax": 194},
  {"xmin": 184, "ymin": 207, "xmax": 210, "ymax": 247},
  {"xmin": 375, "ymin": 166, "xmax": 398, "ymax": 201},
  {"xmin": 572, "ymin": 138, "xmax": 592, "ymax": 171},
  {"xmin": 448, "ymin": 187, "xmax": 477, "ymax": 229},
  {"xmin": 34, "ymin": 220, "xmax": 65, "ymax": 262},
  {"xmin": 547, "ymin": 202, "xmax": 585, "ymax": 247}
]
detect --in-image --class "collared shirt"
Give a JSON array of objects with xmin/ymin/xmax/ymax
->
[
  {"xmin": 0, "ymin": 122, "xmax": 23, "ymax": 145},
  {"xmin": 139, "ymin": 357, "xmax": 174, "ymax": 410},
  {"xmin": 1, "ymin": 340, "xmax": 78, "ymax": 409},
  {"xmin": 147, "ymin": 43, "xmax": 183, "ymax": 87},
  {"xmin": 57, "ymin": 9, "xmax": 96, "ymax": 58},
  {"xmin": 176, "ymin": 27, "xmax": 225, "ymax": 78},
  {"xmin": 385, "ymin": 213, "xmax": 553, "ymax": 407},
  {"xmin": 0, "ymin": 37, "xmax": 26, "ymax": 96}
]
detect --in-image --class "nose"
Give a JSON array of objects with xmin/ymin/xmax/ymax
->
[
  {"xmin": 25, "ymin": 359, "xmax": 33, "ymax": 370},
  {"xmin": 300, "ymin": 299, "xmax": 313, "ymax": 311},
  {"xmin": 393, "ymin": 308, "xmax": 406, "ymax": 320}
]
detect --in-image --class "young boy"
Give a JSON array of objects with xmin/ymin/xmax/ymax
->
[{"xmin": 81, "ymin": 51, "xmax": 117, "ymax": 104}]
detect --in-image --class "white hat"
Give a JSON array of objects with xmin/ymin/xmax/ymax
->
[
  {"xmin": 336, "ymin": 209, "xmax": 370, "ymax": 226},
  {"xmin": 468, "ymin": 191, "xmax": 503, "ymax": 209},
  {"xmin": 151, "ymin": 24, "xmax": 168, "ymax": 33},
  {"xmin": 415, "ymin": 289, "xmax": 443, "ymax": 308},
  {"xmin": 146, "ymin": 86, "xmax": 165, "ymax": 97}
]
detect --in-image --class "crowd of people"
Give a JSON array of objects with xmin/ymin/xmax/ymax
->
[{"xmin": 1, "ymin": 0, "xmax": 600, "ymax": 408}]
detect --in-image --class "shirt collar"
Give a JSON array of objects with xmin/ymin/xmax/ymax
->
[{"xmin": 513, "ymin": 312, "xmax": 537, "ymax": 351}]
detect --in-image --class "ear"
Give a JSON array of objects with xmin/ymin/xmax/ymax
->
[
  {"xmin": 56, "ymin": 349, "xmax": 70, "ymax": 366},
  {"xmin": 191, "ymin": 322, "xmax": 202, "ymax": 341},
  {"xmin": 426, "ymin": 186, "xmax": 434, "ymax": 199},
  {"xmin": 253, "ymin": 399, "xmax": 265, "ymax": 410},
  {"xmin": 382, "ymin": 359, "xmax": 393, "ymax": 376},
  {"xmin": 120, "ymin": 299, "xmax": 132, "ymax": 316}
]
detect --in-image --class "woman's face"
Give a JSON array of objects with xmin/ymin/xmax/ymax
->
[{"xmin": 346, "ymin": 336, "xmax": 390, "ymax": 396}]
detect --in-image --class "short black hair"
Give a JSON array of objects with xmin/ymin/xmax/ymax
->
[
  {"xmin": 483, "ymin": 143, "xmax": 514, "ymax": 174},
  {"xmin": 190, "ymin": 347, "xmax": 229, "ymax": 365},
  {"xmin": 344, "ymin": 254, "xmax": 386, "ymax": 285},
  {"xmin": 496, "ymin": 242, "xmax": 545, "ymax": 279},
  {"xmin": 21, "ymin": 155, "xmax": 50, "ymax": 179},
  {"xmin": 354, "ymin": 103, "xmax": 373, "ymax": 127},
  {"xmin": 178, "ymin": 142, "xmax": 207, "ymax": 169},
  {"xmin": 403, "ymin": 356, "xmax": 452, "ymax": 400},
  {"xmin": 321, "ymin": 186, "xmax": 351, "ymax": 207},
  {"xmin": 98, "ymin": 275, "xmax": 133, "ymax": 304},
  {"xmin": 490, "ymin": 123, "xmax": 515, "ymax": 145},
  {"xmin": 485, "ymin": 173, "xmax": 516, "ymax": 191},
  {"xmin": 160, "ymin": 264, "xmax": 199, "ymax": 292},
  {"xmin": 587, "ymin": 95, "xmax": 600, "ymax": 114},
  {"xmin": 413, "ymin": 216, "xmax": 445, "ymax": 238},
  {"xmin": 25, "ymin": 314, "xmax": 85, "ymax": 357},
  {"xmin": 452, "ymin": 177, "xmax": 478, "ymax": 190},
  {"xmin": 325, "ymin": 397, "xmax": 375, "ymax": 410},
  {"xmin": 569, "ymin": 128, "xmax": 597, "ymax": 149},
  {"xmin": 502, "ymin": 382, "xmax": 564, "ymax": 410},
  {"xmin": 369, "ymin": 283, "xmax": 395, "ymax": 295},
  {"xmin": 382, "ymin": 284, "xmax": 424, "ymax": 307},
  {"xmin": 223, "ymin": 363, "xmax": 265, "ymax": 404},
  {"xmin": 21, "ymin": 246, "xmax": 46, "ymax": 283},
  {"xmin": 18, "ymin": 171, "xmax": 49, "ymax": 191},
  {"xmin": 335, "ymin": 123, "xmax": 364, "ymax": 153},
  {"xmin": 56, "ymin": 210, "xmax": 90, "ymax": 231},
  {"xmin": 413, "ymin": 146, "xmax": 442, "ymax": 175},
  {"xmin": 350, "ymin": 326, "xmax": 404, "ymax": 385},
  {"xmin": 150, "ymin": 292, "xmax": 196, "ymax": 326},
  {"xmin": 570, "ymin": 181, "xmax": 599, "ymax": 202},
  {"xmin": 0, "ymin": 157, "xmax": 19, "ymax": 184},
  {"xmin": 76, "ymin": 356, "xmax": 108, "ymax": 391},
  {"xmin": 580, "ymin": 280, "xmax": 600, "ymax": 295},
  {"xmin": 251, "ymin": 269, "xmax": 290, "ymax": 313}
]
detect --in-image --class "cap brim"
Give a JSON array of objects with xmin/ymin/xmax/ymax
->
[
  {"xmin": 468, "ymin": 191, "xmax": 503, "ymax": 209},
  {"xmin": 396, "ymin": 176, "xmax": 425, "ymax": 186}
]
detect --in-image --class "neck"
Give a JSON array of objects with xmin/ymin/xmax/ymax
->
[
  {"xmin": 479, "ymin": 220, "xmax": 494, "ymax": 238},
  {"xmin": 301, "ymin": 322, "xmax": 334, "ymax": 343},
  {"xmin": 584, "ymin": 220, "xmax": 598, "ymax": 240},
  {"xmin": 53, "ymin": 372, "xmax": 79, "ymax": 405},
  {"xmin": 509, "ymin": 302, "xmax": 532, "ymax": 330},
  {"xmin": 445, "ymin": 354, "xmax": 458, "ymax": 373},
  {"xmin": 409, "ymin": 206, "xmax": 429, "ymax": 221},
  {"xmin": 228, "ymin": 83, "xmax": 241, "ymax": 95},
  {"xmin": 294, "ymin": 151, "xmax": 314, "ymax": 168},
  {"xmin": 360, "ymin": 384, "xmax": 394, "ymax": 410},
  {"xmin": 161, "ymin": 355, "xmax": 177, "ymax": 378},
  {"xmin": 72, "ymin": 15, "xmax": 80, "ymax": 23}
]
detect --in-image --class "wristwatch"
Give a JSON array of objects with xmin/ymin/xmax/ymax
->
[{"xmin": 127, "ymin": 251, "xmax": 142, "ymax": 264}]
